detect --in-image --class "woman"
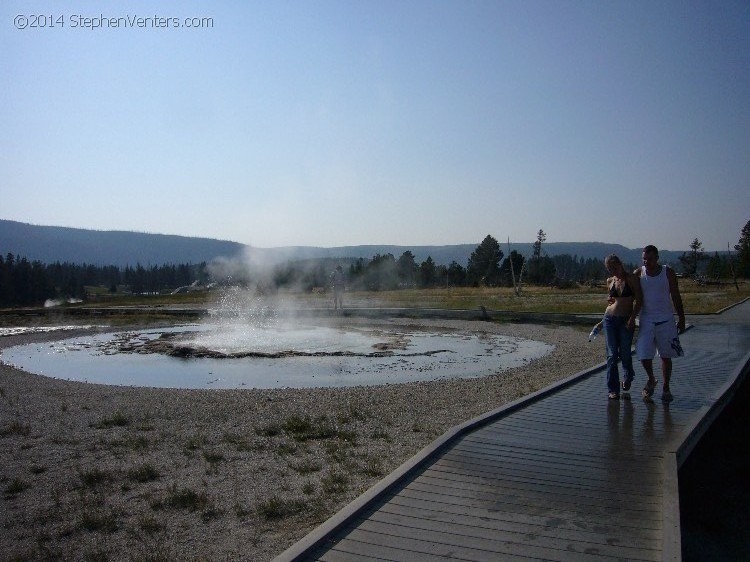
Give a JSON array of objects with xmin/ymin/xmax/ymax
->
[{"xmin": 603, "ymin": 254, "xmax": 642, "ymax": 399}]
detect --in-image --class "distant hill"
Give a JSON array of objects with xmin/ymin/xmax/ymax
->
[
  {"xmin": 1, "ymin": 219, "xmax": 685, "ymax": 268},
  {"xmin": 0, "ymin": 220, "xmax": 245, "ymax": 266}
]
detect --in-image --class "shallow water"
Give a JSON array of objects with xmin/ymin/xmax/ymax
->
[{"xmin": 1, "ymin": 323, "xmax": 554, "ymax": 389}]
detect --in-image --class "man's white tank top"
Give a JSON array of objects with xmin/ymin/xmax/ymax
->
[{"xmin": 640, "ymin": 265, "xmax": 673, "ymax": 321}]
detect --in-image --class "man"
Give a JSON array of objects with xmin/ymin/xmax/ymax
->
[
  {"xmin": 331, "ymin": 265, "xmax": 345, "ymax": 310},
  {"xmin": 635, "ymin": 245, "xmax": 685, "ymax": 402}
]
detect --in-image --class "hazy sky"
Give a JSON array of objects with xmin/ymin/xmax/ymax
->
[{"xmin": 2, "ymin": 1, "xmax": 748, "ymax": 251}]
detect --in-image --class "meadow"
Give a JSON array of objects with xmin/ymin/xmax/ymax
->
[{"xmin": 75, "ymin": 278, "xmax": 750, "ymax": 316}]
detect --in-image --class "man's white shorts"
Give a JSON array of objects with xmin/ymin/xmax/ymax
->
[{"xmin": 637, "ymin": 318, "xmax": 682, "ymax": 360}]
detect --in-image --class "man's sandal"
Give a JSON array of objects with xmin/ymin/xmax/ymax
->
[
  {"xmin": 608, "ymin": 392, "xmax": 620, "ymax": 400},
  {"xmin": 642, "ymin": 379, "xmax": 657, "ymax": 399}
]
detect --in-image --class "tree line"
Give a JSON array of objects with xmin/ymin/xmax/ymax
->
[
  {"xmin": 677, "ymin": 219, "xmax": 750, "ymax": 282},
  {"xmin": 250, "ymin": 232, "xmax": 609, "ymax": 293},
  {"xmin": 3, "ymin": 220, "xmax": 748, "ymax": 306},
  {"xmin": 0, "ymin": 254, "xmax": 209, "ymax": 307}
]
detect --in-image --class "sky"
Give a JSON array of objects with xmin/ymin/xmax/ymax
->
[{"xmin": 1, "ymin": 1, "xmax": 748, "ymax": 252}]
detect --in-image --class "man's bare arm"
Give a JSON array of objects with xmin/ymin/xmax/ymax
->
[{"xmin": 667, "ymin": 267, "xmax": 686, "ymax": 333}]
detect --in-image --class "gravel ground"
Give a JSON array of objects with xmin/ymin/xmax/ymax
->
[{"xmin": 0, "ymin": 318, "xmax": 603, "ymax": 561}]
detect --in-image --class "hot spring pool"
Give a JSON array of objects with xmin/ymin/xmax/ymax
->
[{"xmin": 1, "ymin": 322, "xmax": 554, "ymax": 389}]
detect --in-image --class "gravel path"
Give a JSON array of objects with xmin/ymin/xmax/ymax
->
[{"xmin": 0, "ymin": 318, "xmax": 603, "ymax": 561}]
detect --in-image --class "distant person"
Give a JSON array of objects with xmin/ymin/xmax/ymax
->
[
  {"xmin": 602, "ymin": 254, "xmax": 642, "ymax": 400},
  {"xmin": 331, "ymin": 265, "xmax": 345, "ymax": 310},
  {"xmin": 635, "ymin": 245, "xmax": 685, "ymax": 403}
]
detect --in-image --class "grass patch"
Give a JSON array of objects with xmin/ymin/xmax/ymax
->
[
  {"xmin": 234, "ymin": 502, "xmax": 252, "ymax": 518},
  {"xmin": 5, "ymin": 477, "xmax": 31, "ymax": 496},
  {"xmin": 337, "ymin": 405, "xmax": 368, "ymax": 424},
  {"xmin": 324, "ymin": 440, "xmax": 354, "ymax": 464},
  {"xmin": 222, "ymin": 432, "xmax": 260, "ymax": 451},
  {"xmin": 160, "ymin": 485, "xmax": 208, "ymax": 512},
  {"xmin": 0, "ymin": 421, "xmax": 31, "ymax": 437},
  {"xmin": 282, "ymin": 414, "xmax": 356, "ymax": 442},
  {"xmin": 202, "ymin": 451, "xmax": 224, "ymax": 464},
  {"xmin": 127, "ymin": 463, "xmax": 159, "ymax": 483},
  {"xmin": 275, "ymin": 442, "xmax": 299, "ymax": 456},
  {"xmin": 370, "ymin": 427, "xmax": 391, "ymax": 440},
  {"xmin": 83, "ymin": 547, "xmax": 109, "ymax": 561},
  {"xmin": 79, "ymin": 510, "xmax": 118, "ymax": 533},
  {"xmin": 93, "ymin": 411, "xmax": 130, "ymax": 429},
  {"xmin": 79, "ymin": 468, "xmax": 111, "ymax": 489},
  {"xmin": 322, "ymin": 471, "xmax": 349, "ymax": 494},
  {"xmin": 137, "ymin": 515, "xmax": 164, "ymax": 534},
  {"xmin": 357, "ymin": 283, "xmax": 750, "ymax": 315},
  {"xmin": 283, "ymin": 415, "xmax": 337, "ymax": 441},
  {"xmin": 257, "ymin": 496, "xmax": 307, "ymax": 520},
  {"xmin": 289, "ymin": 459, "xmax": 322, "ymax": 474},
  {"xmin": 184, "ymin": 435, "xmax": 205, "ymax": 452},
  {"xmin": 254, "ymin": 423, "xmax": 282, "ymax": 437},
  {"xmin": 111, "ymin": 435, "xmax": 149, "ymax": 450},
  {"xmin": 201, "ymin": 507, "xmax": 224, "ymax": 522},
  {"xmin": 361, "ymin": 456, "xmax": 384, "ymax": 477}
]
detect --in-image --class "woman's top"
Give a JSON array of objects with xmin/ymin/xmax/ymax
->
[{"xmin": 608, "ymin": 278, "xmax": 634, "ymax": 298}]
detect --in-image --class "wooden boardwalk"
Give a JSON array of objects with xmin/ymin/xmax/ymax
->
[{"xmin": 276, "ymin": 302, "xmax": 750, "ymax": 561}]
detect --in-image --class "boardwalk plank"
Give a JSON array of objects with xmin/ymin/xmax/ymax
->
[
  {"xmin": 374, "ymin": 501, "xmax": 660, "ymax": 552},
  {"xmin": 341, "ymin": 521, "xmax": 661, "ymax": 562},
  {"xmin": 402, "ymin": 479, "xmax": 663, "ymax": 523},
  {"xmin": 382, "ymin": 493, "xmax": 662, "ymax": 543}
]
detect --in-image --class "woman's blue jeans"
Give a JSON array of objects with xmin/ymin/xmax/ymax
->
[{"xmin": 604, "ymin": 315, "xmax": 635, "ymax": 394}]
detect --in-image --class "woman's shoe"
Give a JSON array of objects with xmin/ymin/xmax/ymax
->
[{"xmin": 661, "ymin": 391, "xmax": 674, "ymax": 403}]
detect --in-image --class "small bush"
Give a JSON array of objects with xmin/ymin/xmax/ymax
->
[
  {"xmin": 203, "ymin": 451, "xmax": 224, "ymax": 464},
  {"xmin": 283, "ymin": 415, "xmax": 338, "ymax": 441},
  {"xmin": 257, "ymin": 496, "xmax": 306, "ymax": 520},
  {"xmin": 254, "ymin": 423, "xmax": 281, "ymax": 437},
  {"xmin": 321, "ymin": 471, "xmax": 349, "ymax": 494},
  {"xmin": 164, "ymin": 486, "xmax": 208, "ymax": 511},
  {"xmin": 289, "ymin": 459, "xmax": 322, "ymax": 474},
  {"xmin": 361, "ymin": 456, "xmax": 384, "ymax": 477},
  {"xmin": 184, "ymin": 435, "xmax": 205, "ymax": 452},
  {"xmin": 137, "ymin": 515, "xmax": 164, "ymax": 534},
  {"xmin": 80, "ymin": 468, "xmax": 111, "ymax": 489},
  {"xmin": 0, "ymin": 421, "xmax": 31, "ymax": 437},
  {"xmin": 94, "ymin": 412, "xmax": 130, "ymax": 429},
  {"xmin": 128, "ymin": 463, "xmax": 159, "ymax": 483},
  {"xmin": 112, "ymin": 435, "xmax": 149, "ymax": 450},
  {"xmin": 222, "ymin": 432, "xmax": 255, "ymax": 451},
  {"xmin": 79, "ymin": 510, "xmax": 118, "ymax": 533},
  {"xmin": 234, "ymin": 502, "xmax": 251, "ymax": 518},
  {"xmin": 5, "ymin": 478, "xmax": 31, "ymax": 496}
]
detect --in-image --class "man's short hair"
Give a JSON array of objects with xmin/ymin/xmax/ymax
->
[{"xmin": 643, "ymin": 244, "xmax": 659, "ymax": 256}]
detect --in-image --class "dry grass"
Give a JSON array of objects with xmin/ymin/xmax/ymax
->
[{"xmin": 344, "ymin": 280, "xmax": 750, "ymax": 314}]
